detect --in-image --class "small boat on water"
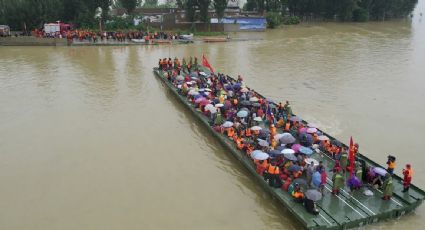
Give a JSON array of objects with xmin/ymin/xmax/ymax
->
[
  {"xmin": 202, "ymin": 37, "xmax": 228, "ymax": 43},
  {"xmin": 152, "ymin": 39, "xmax": 193, "ymax": 45},
  {"xmin": 153, "ymin": 62, "xmax": 424, "ymax": 230},
  {"xmin": 180, "ymin": 33, "xmax": 194, "ymax": 40}
]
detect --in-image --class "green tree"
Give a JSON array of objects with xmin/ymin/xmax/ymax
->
[
  {"xmin": 186, "ymin": 0, "xmax": 197, "ymax": 22},
  {"xmin": 214, "ymin": 0, "xmax": 227, "ymax": 21},
  {"xmin": 120, "ymin": 0, "xmax": 140, "ymax": 14},
  {"xmin": 197, "ymin": 0, "xmax": 211, "ymax": 23},
  {"xmin": 144, "ymin": 0, "xmax": 158, "ymax": 7}
]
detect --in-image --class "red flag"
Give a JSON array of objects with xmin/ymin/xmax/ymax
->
[
  {"xmin": 202, "ymin": 54, "xmax": 214, "ymax": 73},
  {"xmin": 349, "ymin": 136, "xmax": 355, "ymax": 178}
]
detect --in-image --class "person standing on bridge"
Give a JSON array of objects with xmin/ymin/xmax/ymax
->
[
  {"xmin": 332, "ymin": 169, "xmax": 344, "ymax": 195},
  {"xmin": 382, "ymin": 173, "xmax": 394, "ymax": 200},
  {"xmin": 402, "ymin": 164, "xmax": 413, "ymax": 192}
]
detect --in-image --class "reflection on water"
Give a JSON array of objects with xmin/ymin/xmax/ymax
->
[{"xmin": 1, "ymin": 10, "xmax": 425, "ymax": 230}]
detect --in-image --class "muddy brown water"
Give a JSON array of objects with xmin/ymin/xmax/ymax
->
[{"xmin": 1, "ymin": 4, "xmax": 425, "ymax": 229}]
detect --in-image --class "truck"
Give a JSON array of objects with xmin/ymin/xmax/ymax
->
[{"xmin": 43, "ymin": 22, "xmax": 72, "ymax": 35}]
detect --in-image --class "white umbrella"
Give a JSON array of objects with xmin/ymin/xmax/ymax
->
[
  {"xmin": 250, "ymin": 126, "xmax": 262, "ymax": 131},
  {"xmin": 253, "ymin": 117, "xmax": 262, "ymax": 122},
  {"xmin": 240, "ymin": 88, "xmax": 249, "ymax": 93},
  {"xmin": 274, "ymin": 133, "xmax": 285, "ymax": 141},
  {"xmin": 205, "ymin": 104, "xmax": 215, "ymax": 111},
  {"xmin": 249, "ymin": 97, "xmax": 259, "ymax": 102},
  {"xmin": 281, "ymin": 148, "xmax": 295, "ymax": 154},
  {"xmin": 215, "ymin": 103, "xmax": 224, "ymax": 108},
  {"xmin": 209, "ymin": 107, "xmax": 217, "ymax": 113},
  {"xmin": 317, "ymin": 135, "xmax": 329, "ymax": 141},
  {"xmin": 304, "ymin": 158, "xmax": 319, "ymax": 166},
  {"xmin": 222, "ymin": 121, "xmax": 234, "ymax": 128},
  {"xmin": 205, "ymin": 88, "xmax": 212, "ymax": 92},
  {"xmin": 176, "ymin": 75, "xmax": 184, "ymax": 81},
  {"xmin": 250, "ymin": 151, "xmax": 269, "ymax": 160}
]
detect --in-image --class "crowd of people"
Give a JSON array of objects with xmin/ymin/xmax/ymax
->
[
  {"xmin": 158, "ymin": 57, "xmax": 414, "ymax": 214},
  {"xmin": 31, "ymin": 29, "xmax": 181, "ymax": 43}
]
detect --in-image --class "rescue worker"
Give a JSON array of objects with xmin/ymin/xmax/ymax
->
[
  {"xmin": 331, "ymin": 170, "xmax": 344, "ymax": 195},
  {"xmin": 267, "ymin": 163, "xmax": 281, "ymax": 188},
  {"xmin": 402, "ymin": 164, "xmax": 413, "ymax": 192},
  {"xmin": 292, "ymin": 184, "xmax": 304, "ymax": 203},
  {"xmin": 382, "ymin": 173, "xmax": 394, "ymax": 200},
  {"xmin": 386, "ymin": 155, "xmax": 396, "ymax": 175}
]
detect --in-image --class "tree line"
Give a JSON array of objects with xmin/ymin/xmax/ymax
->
[
  {"xmin": 245, "ymin": 0, "xmax": 418, "ymax": 22},
  {"xmin": 0, "ymin": 0, "xmax": 418, "ymax": 31}
]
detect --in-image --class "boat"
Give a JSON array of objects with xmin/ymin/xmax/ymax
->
[
  {"xmin": 152, "ymin": 64, "xmax": 425, "ymax": 229},
  {"xmin": 202, "ymin": 37, "xmax": 228, "ymax": 43},
  {"xmin": 152, "ymin": 39, "xmax": 194, "ymax": 45},
  {"xmin": 131, "ymin": 38, "xmax": 146, "ymax": 43},
  {"xmin": 180, "ymin": 33, "xmax": 194, "ymax": 40}
]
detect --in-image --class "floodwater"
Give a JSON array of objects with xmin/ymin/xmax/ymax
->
[{"xmin": 1, "ymin": 5, "xmax": 425, "ymax": 230}]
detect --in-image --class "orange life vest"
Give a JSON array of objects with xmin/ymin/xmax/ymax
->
[
  {"xmin": 227, "ymin": 127, "xmax": 234, "ymax": 137},
  {"xmin": 268, "ymin": 165, "xmax": 280, "ymax": 175},
  {"xmin": 285, "ymin": 122, "xmax": 291, "ymax": 131},
  {"xmin": 245, "ymin": 128, "xmax": 252, "ymax": 137}
]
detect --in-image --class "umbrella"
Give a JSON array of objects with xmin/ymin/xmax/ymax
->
[
  {"xmin": 176, "ymin": 75, "xmax": 184, "ymax": 81},
  {"xmin": 373, "ymin": 167, "xmax": 388, "ymax": 176},
  {"xmin": 199, "ymin": 88, "xmax": 205, "ymax": 92},
  {"xmin": 232, "ymin": 83, "xmax": 241, "ymax": 89},
  {"xmin": 240, "ymin": 101, "xmax": 251, "ymax": 106},
  {"xmin": 199, "ymin": 71, "xmax": 207, "ymax": 76},
  {"xmin": 268, "ymin": 150, "xmax": 282, "ymax": 157},
  {"xmin": 317, "ymin": 135, "xmax": 329, "ymax": 141},
  {"xmin": 274, "ymin": 133, "xmax": 285, "ymax": 141},
  {"xmin": 291, "ymin": 144, "xmax": 302, "ymax": 152},
  {"xmin": 222, "ymin": 121, "xmax": 234, "ymax": 128},
  {"xmin": 305, "ymin": 189, "xmax": 323, "ymax": 201},
  {"xmin": 312, "ymin": 171, "xmax": 321, "ymax": 187},
  {"xmin": 308, "ymin": 123, "xmax": 318, "ymax": 128},
  {"xmin": 290, "ymin": 116, "xmax": 302, "ymax": 122},
  {"xmin": 205, "ymin": 104, "xmax": 215, "ymax": 111},
  {"xmin": 250, "ymin": 151, "xmax": 269, "ymax": 160},
  {"xmin": 253, "ymin": 117, "xmax": 262, "ymax": 122},
  {"xmin": 186, "ymin": 82, "xmax": 193, "ymax": 85},
  {"xmin": 284, "ymin": 153, "xmax": 297, "ymax": 161},
  {"xmin": 293, "ymin": 178, "xmax": 308, "ymax": 187},
  {"xmin": 240, "ymin": 88, "xmax": 249, "ymax": 93},
  {"xmin": 299, "ymin": 127, "xmax": 307, "ymax": 133},
  {"xmin": 188, "ymin": 90, "xmax": 199, "ymax": 96},
  {"xmin": 279, "ymin": 133, "xmax": 296, "ymax": 144},
  {"xmin": 195, "ymin": 97, "xmax": 205, "ymax": 103},
  {"xmin": 252, "ymin": 102, "xmax": 261, "ymax": 107},
  {"xmin": 281, "ymin": 148, "xmax": 295, "ymax": 154},
  {"xmin": 307, "ymin": 128, "xmax": 318, "ymax": 134},
  {"xmin": 304, "ymin": 158, "xmax": 319, "ymax": 166},
  {"xmin": 205, "ymin": 88, "xmax": 212, "ymax": 92},
  {"xmin": 331, "ymin": 140, "xmax": 342, "ymax": 147},
  {"xmin": 250, "ymin": 126, "xmax": 262, "ymax": 131},
  {"xmin": 249, "ymin": 97, "xmax": 259, "ymax": 102},
  {"xmin": 190, "ymin": 72, "xmax": 198, "ymax": 78},
  {"xmin": 288, "ymin": 165, "xmax": 302, "ymax": 172},
  {"xmin": 275, "ymin": 146, "xmax": 286, "ymax": 151},
  {"xmin": 299, "ymin": 146, "xmax": 313, "ymax": 155},
  {"xmin": 258, "ymin": 139, "xmax": 270, "ymax": 147},
  {"xmin": 209, "ymin": 107, "xmax": 217, "ymax": 113},
  {"xmin": 237, "ymin": 110, "xmax": 249, "ymax": 118},
  {"xmin": 215, "ymin": 103, "xmax": 224, "ymax": 108}
]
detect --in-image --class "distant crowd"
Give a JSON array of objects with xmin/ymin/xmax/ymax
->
[{"xmin": 31, "ymin": 29, "xmax": 182, "ymax": 42}]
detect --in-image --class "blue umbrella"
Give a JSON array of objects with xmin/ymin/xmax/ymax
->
[
  {"xmin": 288, "ymin": 165, "xmax": 302, "ymax": 172},
  {"xmin": 284, "ymin": 153, "xmax": 297, "ymax": 161},
  {"xmin": 299, "ymin": 146, "xmax": 313, "ymax": 155},
  {"xmin": 312, "ymin": 171, "xmax": 321, "ymax": 187},
  {"xmin": 237, "ymin": 110, "xmax": 249, "ymax": 118},
  {"xmin": 233, "ymin": 83, "xmax": 241, "ymax": 90},
  {"xmin": 275, "ymin": 146, "xmax": 286, "ymax": 151},
  {"xmin": 268, "ymin": 150, "xmax": 282, "ymax": 157}
]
